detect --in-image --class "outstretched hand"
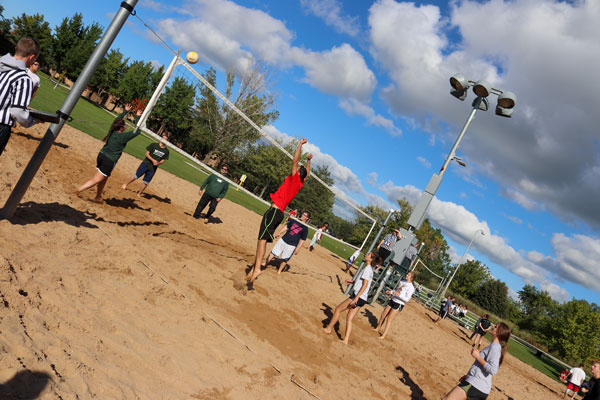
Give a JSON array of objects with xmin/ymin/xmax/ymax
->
[
  {"xmin": 300, "ymin": 138, "xmax": 308, "ymax": 145},
  {"xmin": 124, "ymin": 103, "xmax": 132, "ymax": 112},
  {"xmin": 307, "ymin": 153, "xmax": 313, "ymax": 160}
]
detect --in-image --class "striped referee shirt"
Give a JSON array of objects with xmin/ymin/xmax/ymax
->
[{"xmin": 0, "ymin": 54, "xmax": 34, "ymax": 126}]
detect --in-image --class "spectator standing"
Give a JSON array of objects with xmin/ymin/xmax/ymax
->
[
  {"xmin": 0, "ymin": 37, "xmax": 41, "ymax": 157},
  {"xmin": 26, "ymin": 60, "xmax": 40, "ymax": 99},
  {"xmin": 193, "ymin": 165, "xmax": 230, "ymax": 223},
  {"xmin": 564, "ymin": 363, "xmax": 587, "ymax": 400}
]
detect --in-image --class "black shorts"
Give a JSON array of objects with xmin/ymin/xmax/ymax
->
[
  {"xmin": 458, "ymin": 381, "xmax": 488, "ymax": 399},
  {"xmin": 378, "ymin": 247, "xmax": 391, "ymax": 263},
  {"xmin": 258, "ymin": 207, "xmax": 284, "ymax": 242},
  {"xmin": 439, "ymin": 308, "xmax": 448, "ymax": 319},
  {"xmin": 96, "ymin": 152, "xmax": 116, "ymax": 177},
  {"xmin": 349, "ymin": 293, "xmax": 367, "ymax": 308},
  {"xmin": 389, "ymin": 300, "xmax": 404, "ymax": 311}
]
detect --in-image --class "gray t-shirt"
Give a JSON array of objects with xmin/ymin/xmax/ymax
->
[{"xmin": 465, "ymin": 341, "xmax": 501, "ymax": 394}]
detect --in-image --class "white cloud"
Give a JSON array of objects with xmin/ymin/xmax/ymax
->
[
  {"xmin": 503, "ymin": 214, "xmax": 523, "ymax": 225},
  {"xmin": 528, "ymin": 233, "xmax": 600, "ymax": 292},
  {"xmin": 339, "ymin": 98, "xmax": 401, "ymax": 135},
  {"xmin": 500, "ymin": 188, "xmax": 541, "ymax": 211},
  {"xmin": 290, "ymin": 44, "xmax": 377, "ymax": 100},
  {"xmin": 368, "ymin": 0, "xmax": 600, "ymax": 229},
  {"xmin": 300, "ymin": 0, "xmax": 360, "ymax": 36},
  {"xmin": 540, "ymin": 280, "xmax": 571, "ymax": 303},
  {"xmin": 416, "ymin": 156, "xmax": 431, "ymax": 169},
  {"xmin": 156, "ymin": 0, "xmax": 377, "ymax": 102},
  {"xmin": 371, "ymin": 176, "xmax": 582, "ymax": 300}
]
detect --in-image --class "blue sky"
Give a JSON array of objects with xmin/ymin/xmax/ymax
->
[{"xmin": 5, "ymin": 0, "xmax": 600, "ymax": 304}]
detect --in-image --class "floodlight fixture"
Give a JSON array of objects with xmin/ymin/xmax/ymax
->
[
  {"xmin": 473, "ymin": 80, "xmax": 491, "ymax": 97},
  {"xmin": 450, "ymin": 73, "xmax": 469, "ymax": 101},
  {"xmin": 496, "ymin": 91, "xmax": 517, "ymax": 118},
  {"xmin": 450, "ymin": 73, "xmax": 469, "ymax": 91}
]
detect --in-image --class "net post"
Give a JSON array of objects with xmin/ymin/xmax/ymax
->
[{"xmin": 0, "ymin": 0, "xmax": 139, "ymax": 220}]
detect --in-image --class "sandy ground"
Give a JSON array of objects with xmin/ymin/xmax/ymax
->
[{"xmin": 0, "ymin": 124, "xmax": 565, "ymax": 399}]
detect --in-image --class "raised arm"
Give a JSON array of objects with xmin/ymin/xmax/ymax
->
[
  {"xmin": 291, "ymin": 138, "xmax": 307, "ymax": 176},
  {"xmin": 305, "ymin": 153, "xmax": 312, "ymax": 178}
]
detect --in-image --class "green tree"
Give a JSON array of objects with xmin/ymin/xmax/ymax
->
[
  {"xmin": 148, "ymin": 76, "xmax": 196, "ymax": 143},
  {"xmin": 471, "ymin": 279, "xmax": 509, "ymax": 317},
  {"xmin": 0, "ymin": 6, "xmax": 13, "ymax": 55},
  {"xmin": 545, "ymin": 299, "xmax": 600, "ymax": 362},
  {"xmin": 188, "ymin": 67, "xmax": 220, "ymax": 158},
  {"xmin": 113, "ymin": 60, "xmax": 156, "ymax": 108},
  {"xmin": 48, "ymin": 13, "xmax": 102, "ymax": 80},
  {"xmin": 518, "ymin": 284, "xmax": 557, "ymax": 333},
  {"xmin": 241, "ymin": 141, "xmax": 291, "ymax": 200},
  {"xmin": 9, "ymin": 13, "xmax": 52, "ymax": 65},
  {"xmin": 88, "ymin": 49, "xmax": 128, "ymax": 103},
  {"xmin": 0, "ymin": 6, "xmax": 11, "ymax": 36},
  {"xmin": 449, "ymin": 260, "xmax": 490, "ymax": 298},
  {"xmin": 199, "ymin": 61, "xmax": 279, "ymax": 164}
]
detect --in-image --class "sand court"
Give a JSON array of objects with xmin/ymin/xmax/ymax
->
[{"xmin": 0, "ymin": 124, "xmax": 563, "ymax": 399}]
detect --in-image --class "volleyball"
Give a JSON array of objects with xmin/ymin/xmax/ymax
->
[{"xmin": 186, "ymin": 51, "xmax": 199, "ymax": 64}]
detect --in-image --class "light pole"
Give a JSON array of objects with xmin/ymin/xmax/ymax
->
[
  {"xmin": 391, "ymin": 74, "xmax": 516, "ymax": 266},
  {"xmin": 440, "ymin": 229, "xmax": 485, "ymax": 298}
]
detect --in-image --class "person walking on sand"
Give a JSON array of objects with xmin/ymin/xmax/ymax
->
[
  {"xmin": 435, "ymin": 296, "xmax": 454, "ymax": 324},
  {"xmin": 442, "ymin": 322, "xmax": 511, "ymax": 400},
  {"xmin": 75, "ymin": 104, "xmax": 142, "ymax": 203},
  {"xmin": 263, "ymin": 210, "xmax": 310, "ymax": 274},
  {"xmin": 26, "ymin": 60, "xmax": 40, "ymax": 100},
  {"xmin": 471, "ymin": 314, "xmax": 492, "ymax": 349},
  {"xmin": 192, "ymin": 164, "xmax": 230, "ymax": 223},
  {"xmin": 308, "ymin": 222, "xmax": 328, "ymax": 252},
  {"xmin": 373, "ymin": 271, "xmax": 416, "ymax": 340},
  {"xmin": 121, "ymin": 134, "xmax": 170, "ymax": 197},
  {"xmin": 323, "ymin": 252, "xmax": 382, "ymax": 345},
  {"xmin": 564, "ymin": 363, "xmax": 587, "ymax": 400},
  {"xmin": 246, "ymin": 139, "xmax": 312, "ymax": 289}
]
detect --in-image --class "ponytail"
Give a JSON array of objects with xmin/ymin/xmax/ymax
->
[
  {"xmin": 495, "ymin": 322, "xmax": 511, "ymax": 365},
  {"xmin": 103, "ymin": 118, "xmax": 125, "ymax": 142}
]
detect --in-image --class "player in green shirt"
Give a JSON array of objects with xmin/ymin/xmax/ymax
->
[
  {"xmin": 193, "ymin": 165, "xmax": 230, "ymax": 223},
  {"xmin": 75, "ymin": 104, "xmax": 142, "ymax": 203},
  {"xmin": 121, "ymin": 134, "xmax": 170, "ymax": 197}
]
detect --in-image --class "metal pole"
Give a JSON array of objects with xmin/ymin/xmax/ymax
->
[
  {"xmin": 136, "ymin": 51, "xmax": 181, "ymax": 131},
  {"xmin": 358, "ymin": 217, "xmax": 378, "ymax": 253},
  {"xmin": 344, "ymin": 208, "xmax": 395, "ymax": 295},
  {"xmin": 439, "ymin": 97, "xmax": 482, "ymax": 175},
  {"xmin": 440, "ymin": 229, "xmax": 484, "ymax": 298},
  {"xmin": 0, "ymin": 0, "xmax": 139, "ymax": 220}
]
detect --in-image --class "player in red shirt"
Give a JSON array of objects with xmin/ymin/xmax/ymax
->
[{"xmin": 246, "ymin": 138, "xmax": 312, "ymax": 289}]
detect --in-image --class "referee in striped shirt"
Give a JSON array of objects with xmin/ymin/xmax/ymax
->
[{"xmin": 0, "ymin": 37, "xmax": 41, "ymax": 157}]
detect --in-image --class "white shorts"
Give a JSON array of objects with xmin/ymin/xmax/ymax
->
[{"xmin": 271, "ymin": 239, "xmax": 297, "ymax": 261}]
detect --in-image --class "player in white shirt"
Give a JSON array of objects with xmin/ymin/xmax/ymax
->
[
  {"xmin": 323, "ymin": 252, "xmax": 382, "ymax": 345},
  {"xmin": 564, "ymin": 363, "xmax": 587, "ymax": 400},
  {"xmin": 374, "ymin": 271, "xmax": 416, "ymax": 340}
]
